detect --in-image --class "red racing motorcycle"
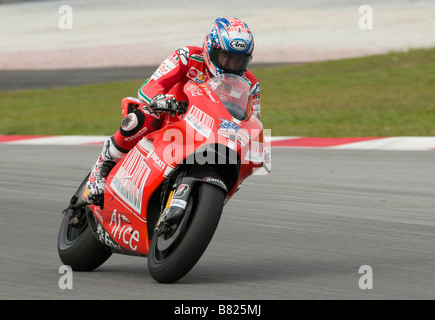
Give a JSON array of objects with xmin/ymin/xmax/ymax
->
[{"xmin": 57, "ymin": 74, "xmax": 271, "ymax": 283}]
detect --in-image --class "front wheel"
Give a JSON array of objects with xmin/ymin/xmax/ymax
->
[{"xmin": 148, "ymin": 182, "xmax": 225, "ymax": 283}]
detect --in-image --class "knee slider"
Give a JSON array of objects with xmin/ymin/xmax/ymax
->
[
  {"xmin": 121, "ymin": 112, "xmax": 139, "ymax": 132},
  {"xmin": 120, "ymin": 109, "xmax": 145, "ymax": 137}
]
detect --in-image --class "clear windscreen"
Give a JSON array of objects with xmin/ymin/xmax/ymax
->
[{"xmin": 206, "ymin": 74, "xmax": 252, "ymax": 120}]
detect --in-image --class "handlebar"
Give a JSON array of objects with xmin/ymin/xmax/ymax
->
[{"xmin": 150, "ymin": 99, "xmax": 189, "ymax": 115}]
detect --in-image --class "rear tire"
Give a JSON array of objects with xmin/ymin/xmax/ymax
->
[
  {"xmin": 57, "ymin": 175, "xmax": 112, "ymax": 271},
  {"xmin": 58, "ymin": 208, "xmax": 112, "ymax": 271},
  {"xmin": 148, "ymin": 181, "xmax": 225, "ymax": 283}
]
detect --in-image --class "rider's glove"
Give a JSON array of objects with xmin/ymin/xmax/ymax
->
[{"xmin": 150, "ymin": 94, "xmax": 177, "ymax": 111}]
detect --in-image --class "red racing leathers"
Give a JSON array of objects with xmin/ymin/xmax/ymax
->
[
  {"xmin": 112, "ymin": 46, "xmax": 261, "ymax": 154},
  {"xmin": 86, "ymin": 46, "xmax": 261, "ymax": 203}
]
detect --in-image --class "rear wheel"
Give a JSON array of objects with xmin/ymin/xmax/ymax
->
[
  {"xmin": 58, "ymin": 207, "xmax": 112, "ymax": 271},
  {"xmin": 57, "ymin": 175, "xmax": 112, "ymax": 271},
  {"xmin": 148, "ymin": 178, "xmax": 225, "ymax": 283}
]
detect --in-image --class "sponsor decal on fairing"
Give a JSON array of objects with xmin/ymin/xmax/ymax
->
[
  {"xmin": 110, "ymin": 148, "xmax": 150, "ymax": 214},
  {"xmin": 137, "ymin": 138, "xmax": 174, "ymax": 175},
  {"xmin": 185, "ymin": 105, "xmax": 214, "ymax": 138},
  {"xmin": 217, "ymin": 118, "xmax": 250, "ymax": 147},
  {"xmin": 244, "ymin": 140, "xmax": 264, "ymax": 163},
  {"xmin": 109, "ymin": 210, "xmax": 140, "ymax": 251}
]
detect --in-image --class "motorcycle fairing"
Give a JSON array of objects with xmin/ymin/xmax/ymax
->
[{"xmin": 88, "ymin": 76, "xmax": 266, "ymax": 257}]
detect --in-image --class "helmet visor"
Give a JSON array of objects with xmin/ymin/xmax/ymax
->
[{"xmin": 210, "ymin": 48, "xmax": 252, "ymax": 75}]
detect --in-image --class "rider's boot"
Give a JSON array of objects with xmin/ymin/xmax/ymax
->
[{"xmin": 86, "ymin": 137, "xmax": 127, "ymax": 204}]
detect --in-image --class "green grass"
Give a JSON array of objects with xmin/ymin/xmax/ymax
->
[
  {"xmin": 1, "ymin": 47, "xmax": 435, "ymax": 136},
  {"xmin": 256, "ymin": 47, "xmax": 435, "ymax": 136},
  {"xmin": 0, "ymin": 81, "xmax": 144, "ymax": 135}
]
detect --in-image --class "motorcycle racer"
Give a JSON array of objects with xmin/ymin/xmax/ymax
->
[{"xmin": 86, "ymin": 16, "xmax": 262, "ymax": 204}]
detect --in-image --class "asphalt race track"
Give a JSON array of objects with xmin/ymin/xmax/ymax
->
[
  {"xmin": 0, "ymin": 63, "xmax": 284, "ymax": 92},
  {"xmin": 1, "ymin": 145, "xmax": 435, "ymax": 300}
]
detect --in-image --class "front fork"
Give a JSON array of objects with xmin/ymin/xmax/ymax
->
[{"xmin": 154, "ymin": 176, "xmax": 228, "ymax": 235}]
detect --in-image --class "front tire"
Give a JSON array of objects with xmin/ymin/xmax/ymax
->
[{"xmin": 148, "ymin": 182, "xmax": 225, "ymax": 283}]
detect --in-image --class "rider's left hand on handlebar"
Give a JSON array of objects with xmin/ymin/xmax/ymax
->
[
  {"xmin": 149, "ymin": 94, "xmax": 177, "ymax": 111},
  {"xmin": 150, "ymin": 94, "xmax": 188, "ymax": 114}
]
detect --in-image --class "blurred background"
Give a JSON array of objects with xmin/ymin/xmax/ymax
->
[
  {"xmin": 1, "ymin": 0, "xmax": 434, "ymax": 70},
  {"xmin": 1, "ymin": 0, "xmax": 434, "ymax": 137}
]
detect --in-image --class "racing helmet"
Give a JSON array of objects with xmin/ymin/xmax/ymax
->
[{"xmin": 203, "ymin": 17, "xmax": 254, "ymax": 78}]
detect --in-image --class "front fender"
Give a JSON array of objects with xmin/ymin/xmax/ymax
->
[
  {"xmin": 157, "ymin": 175, "xmax": 227, "ymax": 226},
  {"xmin": 183, "ymin": 143, "xmax": 240, "ymax": 194}
]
